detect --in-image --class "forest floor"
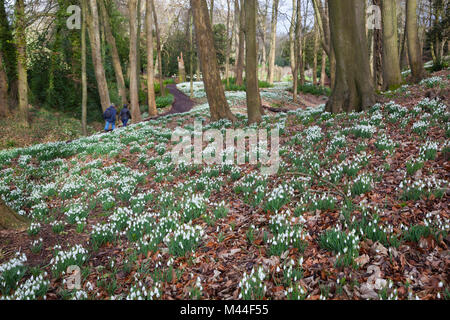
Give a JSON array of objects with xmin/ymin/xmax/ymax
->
[
  {"xmin": 0, "ymin": 69, "xmax": 449, "ymax": 300},
  {"xmin": 0, "ymin": 106, "xmax": 103, "ymax": 151}
]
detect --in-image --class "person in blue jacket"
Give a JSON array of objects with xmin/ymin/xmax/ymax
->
[
  {"xmin": 103, "ymin": 105, "xmax": 117, "ymax": 132},
  {"xmin": 119, "ymin": 104, "xmax": 132, "ymax": 127}
]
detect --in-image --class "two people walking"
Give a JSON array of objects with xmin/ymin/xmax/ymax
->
[{"xmin": 103, "ymin": 104, "xmax": 132, "ymax": 132}]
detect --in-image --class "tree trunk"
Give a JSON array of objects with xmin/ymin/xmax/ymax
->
[
  {"xmin": 295, "ymin": 0, "xmax": 303, "ymax": 86},
  {"xmin": 0, "ymin": 51, "xmax": 8, "ymax": 117},
  {"xmin": 191, "ymin": 0, "xmax": 236, "ymax": 122},
  {"xmin": 81, "ymin": 0, "xmax": 88, "ymax": 135},
  {"xmin": 381, "ymin": 0, "xmax": 402, "ymax": 90},
  {"xmin": 373, "ymin": 0, "xmax": 383, "ymax": 90},
  {"xmin": 267, "ymin": 0, "xmax": 279, "ymax": 84},
  {"xmin": 235, "ymin": 0, "xmax": 245, "ymax": 87},
  {"xmin": 210, "ymin": 0, "xmax": 214, "ymax": 24},
  {"xmin": 225, "ymin": 0, "xmax": 232, "ymax": 86},
  {"xmin": 326, "ymin": 0, "xmax": 375, "ymax": 113},
  {"xmin": 300, "ymin": 0, "xmax": 309, "ymax": 86},
  {"xmin": 190, "ymin": 10, "xmax": 195, "ymax": 98},
  {"xmin": 320, "ymin": 47, "xmax": 326, "ymax": 86},
  {"xmin": 99, "ymin": 0, "xmax": 128, "ymax": 105},
  {"xmin": 178, "ymin": 52, "xmax": 186, "ymax": 83},
  {"xmin": 129, "ymin": 0, "xmax": 142, "ymax": 122},
  {"xmin": 136, "ymin": 0, "xmax": 142, "ymax": 94},
  {"xmin": 292, "ymin": 0, "xmax": 301, "ymax": 102},
  {"xmin": 245, "ymin": 0, "xmax": 262, "ymax": 124},
  {"xmin": 0, "ymin": 0, "xmax": 17, "ymax": 106},
  {"xmin": 312, "ymin": 0, "xmax": 335, "ymax": 87},
  {"xmin": 406, "ymin": 0, "xmax": 424, "ymax": 82},
  {"xmin": 15, "ymin": 0, "xmax": 28, "ymax": 126},
  {"xmin": 399, "ymin": 12, "xmax": 409, "ymax": 70},
  {"xmin": 146, "ymin": 0, "xmax": 157, "ymax": 117},
  {"xmin": 313, "ymin": 25, "xmax": 319, "ymax": 86},
  {"xmin": 0, "ymin": 198, "xmax": 29, "ymax": 230},
  {"xmin": 289, "ymin": 0, "xmax": 296, "ymax": 81},
  {"xmin": 86, "ymin": 0, "xmax": 111, "ymax": 112},
  {"xmin": 150, "ymin": 0, "xmax": 165, "ymax": 97}
]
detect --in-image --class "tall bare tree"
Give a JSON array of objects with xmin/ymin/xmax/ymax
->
[
  {"xmin": 381, "ymin": 0, "xmax": 402, "ymax": 89},
  {"xmin": 189, "ymin": 9, "xmax": 195, "ymax": 97},
  {"xmin": 15, "ymin": 0, "xmax": 28, "ymax": 126},
  {"xmin": 245, "ymin": 0, "xmax": 262, "ymax": 124},
  {"xmin": 191, "ymin": 0, "xmax": 236, "ymax": 121},
  {"xmin": 210, "ymin": 0, "xmax": 214, "ymax": 24},
  {"xmin": 267, "ymin": 0, "xmax": 279, "ymax": 84},
  {"xmin": 312, "ymin": 0, "xmax": 335, "ymax": 87},
  {"xmin": 129, "ymin": 0, "xmax": 142, "ymax": 122},
  {"xmin": 312, "ymin": 24, "xmax": 319, "ymax": 86},
  {"xmin": 258, "ymin": 0, "xmax": 269, "ymax": 81},
  {"xmin": 146, "ymin": 0, "xmax": 157, "ymax": 116},
  {"xmin": 235, "ymin": 0, "xmax": 245, "ymax": 86},
  {"xmin": 406, "ymin": 0, "xmax": 424, "ymax": 82},
  {"xmin": 292, "ymin": 0, "xmax": 302, "ymax": 102},
  {"xmin": 99, "ymin": 0, "xmax": 128, "ymax": 105},
  {"xmin": 0, "ymin": 51, "xmax": 8, "ymax": 118},
  {"xmin": 86, "ymin": 0, "xmax": 111, "ymax": 112},
  {"xmin": 289, "ymin": 0, "xmax": 296, "ymax": 84},
  {"xmin": 150, "ymin": 0, "xmax": 165, "ymax": 97},
  {"xmin": 372, "ymin": 0, "xmax": 383, "ymax": 90},
  {"xmin": 225, "ymin": 0, "xmax": 233, "ymax": 86},
  {"xmin": 81, "ymin": 0, "xmax": 88, "ymax": 136},
  {"xmin": 326, "ymin": 0, "xmax": 375, "ymax": 113}
]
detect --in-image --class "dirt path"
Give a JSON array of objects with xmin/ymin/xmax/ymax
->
[{"xmin": 146, "ymin": 84, "xmax": 196, "ymax": 120}]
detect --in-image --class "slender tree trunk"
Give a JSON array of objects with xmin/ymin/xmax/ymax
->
[
  {"xmin": 267, "ymin": 0, "xmax": 279, "ymax": 84},
  {"xmin": 300, "ymin": 0, "xmax": 309, "ymax": 86},
  {"xmin": 313, "ymin": 25, "xmax": 319, "ymax": 86},
  {"xmin": 235, "ymin": 0, "xmax": 245, "ymax": 86},
  {"xmin": 312, "ymin": 0, "xmax": 335, "ymax": 87},
  {"xmin": 99, "ymin": 0, "xmax": 128, "ymax": 105},
  {"xmin": 373, "ymin": 0, "xmax": 383, "ymax": 90},
  {"xmin": 178, "ymin": 52, "xmax": 186, "ymax": 82},
  {"xmin": 136, "ymin": 0, "xmax": 142, "ymax": 95},
  {"xmin": 406, "ymin": 0, "xmax": 424, "ymax": 82},
  {"xmin": 320, "ymin": 48, "xmax": 326, "ymax": 86},
  {"xmin": 258, "ymin": 0, "xmax": 268, "ymax": 81},
  {"xmin": 326, "ymin": 0, "xmax": 375, "ymax": 113},
  {"xmin": 225, "ymin": 0, "xmax": 232, "ymax": 86},
  {"xmin": 150, "ymin": 0, "xmax": 165, "ymax": 97},
  {"xmin": 0, "ymin": 51, "xmax": 8, "ymax": 118},
  {"xmin": 0, "ymin": 198, "xmax": 29, "ymax": 230},
  {"xmin": 210, "ymin": 0, "xmax": 214, "ymax": 24},
  {"xmin": 189, "ymin": 10, "xmax": 194, "ymax": 97},
  {"xmin": 129, "ymin": 0, "xmax": 142, "ymax": 122},
  {"xmin": 292, "ymin": 0, "xmax": 301, "ymax": 102},
  {"xmin": 0, "ymin": 0, "xmax": 17, "ymax": 105},
  {"xmin": 146, "ymin": 0, "xmax": 157, "ymax": 116},
  {"xmin": 245, "ymin": 0, "xmax": 262, "ymax": 124},
  {"xmin": 289, "ymin": 0, "xmax": 296, "ymax": 81},
  {"xmin": 381, "ymin": 0, "xmax": 402, "ymax": 89},
  {"xmin": 86, "ymin": 0, "xmax": 111, "ymax": 112},
  {"xmin": 295, "ymin": 0, "xmax": 303, "ymax": 86},
  {"xmin": 15, "ymin": 0, "xmax": 28, "ymax": 126},
  {"xmin": 399, "ymin": 12, "xmax": 408, "ymax": 70},
  {"xmin": 191, "ymin": 0, "xmax": 236, "ymax": 122},
  {"xmin": 81, "ymin": 0, "xmax": 88, "ymax": 135}
]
